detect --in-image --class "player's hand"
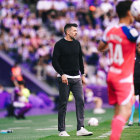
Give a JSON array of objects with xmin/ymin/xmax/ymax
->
[
  {"xmin": 81, "ymin": 75, "xmax": 86, "ymax": 85},
  {"xmin": 134, "ymin": 15, "xmax": 140, "ymax": 22},
  {"xmin": 61, "ymin": 74, "xmax": 68, "ymax": 85}
]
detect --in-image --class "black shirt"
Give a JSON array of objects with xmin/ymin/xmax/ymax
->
[
  {"xmin": 52, "ymin": 38, "xmax": 84, "ymax": 76},
  {"xmin": 134, "ymin": 50, "xmax": 140, "ymax": 84}
]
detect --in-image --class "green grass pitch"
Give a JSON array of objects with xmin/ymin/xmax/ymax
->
[{"xmin": 0, "ymin": 108, "xmax": 140, "ymax": 140}]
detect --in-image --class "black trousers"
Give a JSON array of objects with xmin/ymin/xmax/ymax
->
[
  {"xmin": 57, "ymin": 77, "xmax": 84, "ymax": 131},
  {"xmin": 134, "ymin": 83, "xmax": 140, "ymax": 95}
]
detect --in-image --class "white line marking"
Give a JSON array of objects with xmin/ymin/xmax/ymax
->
[
  {"xmin": 35, "ymin": 128, "xmax": 58, "ymax": 130},
  {"xmin": 133, "ymin": 119, "xmax": 139, "ymax": 123},
  {"xmin": 14, "ymin": 120, "xmax": 32, "ymax": 123},
  {"xmin": 91, "ymin": 131, "xmax": 111, "ymax": 139},
  {"xmin": 51, "ymin": 125, "xmax": 73, "ymax": 128},
  {"xmin": 8, "ymin": 127, "xmax": 30, "ymax": 129},
  {"xmin": 89, "ymin": 125, "xmax": 130, "ymax": 139},
  {"xmin": 49, "ymin": 119, "xmax": 67, "ymax": 121}
]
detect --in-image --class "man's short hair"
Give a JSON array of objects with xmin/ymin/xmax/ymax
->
[
  {"xmin": 18, "ymin": 81, "xmax": 25, "ymax": 86},
  {"xmin": 116, "ymin": 1, "xmax": 132, "ymax": 19},
  {"xmin": 64, "ymin": 23, "xmax": 78, "ymax": 34}
]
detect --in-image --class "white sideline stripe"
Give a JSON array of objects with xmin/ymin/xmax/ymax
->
[
  {"xmin": 85, "ymin": 117, "xmax": 102, "ymax": 121},
  {"xmin": 133, "ymin": 119, "xmax": 139, "ymax": 123},
  {"xmin": 35, "ymin": 128, "xmax": 58, "ymax": 130},
  {"xmin": 89, "ymin": 125, "xmax": 129, "ymax": 139},
  {"xmin": 89, "ymin": 125, "xmax": 130, "ymax": 139},
  {"xmin": 49, "ymin": 119, "xmax": 67, "ymax": 121},
  {"xmin": 14, "ymin": 120, "xmax": 32, "ymax": 123},
  {"xmin": 51, "ymin": 125, "xmax": 73, "ymax": 127},
  {"xmin": 8, "ymin": 127, "xmax": 30, "ymax": 129}
]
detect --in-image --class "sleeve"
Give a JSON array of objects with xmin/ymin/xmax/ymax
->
[
  {"xmin": 52, "ymin": 42, "xmax": 64, "ymax": 76},
  {"xmin": 121, "ymin": 26, "xmax": 139, "ymax": 42},
  {"xmin": 79, "ymin": 42, "xmax": 84, "ymax": 75},
  {"xmin": 102, "ymin": 26, "xmax": 113, "ymax": 44}
]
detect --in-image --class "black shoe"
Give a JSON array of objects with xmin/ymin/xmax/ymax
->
[
  {"xmin": 15, "ymin": 115, "xmax": 20, "ymax": 119},
  {"xmin": 138, "ymin": 122, "xmax": 140, "ymax": 126},
  {"xmin": 15, "ymin": 114, "xmax": 25, "ymax": 119},
  {"xmin": 20, "ymin": 115, "xmax": 26, "ymax": 119}
]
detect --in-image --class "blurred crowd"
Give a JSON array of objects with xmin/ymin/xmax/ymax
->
[{"xmin": 1, "ymin": 0, "xmax": 140, "ymax": 86}]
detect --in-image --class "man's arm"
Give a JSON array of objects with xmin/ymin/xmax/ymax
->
[
  {"xmin": 52, "ymin": 42, "xmax": 68, "ymax": 85},
  {"xmin": 79, "ymin": 43, "xmax": 84, "ymax": 75},
  {"xmin": 52, "ymin": 42, "xmax": 64, "ymax": 76},
  {"xmin": 97, "ymin": 41, "xmax": 108, "ymax": 52},
  {"xmin": 79, "ymin": 43, "xmax": 86, "ymax": 84}
]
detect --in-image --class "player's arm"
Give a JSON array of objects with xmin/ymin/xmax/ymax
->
[
  {"xmin": 97, "ymin": 41, "xmax": 108, "ymax": 52},
  {"xmin": 98, "ymin": 26, "xmax": 112, "ymax": 52}
]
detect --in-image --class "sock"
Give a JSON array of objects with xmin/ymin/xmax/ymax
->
[
  {"xmin": 129, "ymin": 104, "xmax": 135, "ymax": 122},
  {"xmin": 110, "ymin": 115, "xmax": 126, "ymax": 140},
  {"xmin": 139, "ymin": 104, "xmax": 140, "ymax": 123}
]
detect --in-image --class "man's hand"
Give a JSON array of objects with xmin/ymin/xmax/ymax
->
[
  {"xmin": 134, "ymin": 15, "xmax": 140, "ymax": 22},
  {"xmin": 98, "ymin": 41, "xmax": 108, "ymax": 52},
  {"xmin": 61, "ymin": 74, "xmax": 68, "ymax": 85},
  {"xmin": 81, "ymin": 75, "xmax": 86, "ymax": 85}
]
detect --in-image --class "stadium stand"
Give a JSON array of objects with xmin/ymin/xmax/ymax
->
[
  {"xmin": 1, "ymin": 0, "xmax": 135, "ymax": 117},
  {"xmin": 0, "ymin": 0, "xmax": 113, "ymax": 86}
]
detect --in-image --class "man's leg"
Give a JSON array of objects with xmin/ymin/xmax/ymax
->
[
  {"xmin": 71, "ymin": 78, "xmax": 93, "ymax": 136},
  {"xmin": 110, "ymin": 102, "xmax": 132, "ymax": 140},
  {"xmin": 17, "ymin": 103, "xmax": 32, "ymax": 117},
  {"xmin": 138, "ymin": 85, "xmax": 140, "ymax": 125},
  {"xmin": 71, "ymin": 78, "xmax": 84, "ymax": 131},
  {"xmin": 6, "ymin": 103, "xmax": 15, "ymax": 117},
  {"xmin": 93, "ymin": 97, "xmax": 106, "ymax": 114},
  {"xmin": 58, "ymin": 78, "xmax": 70, "ymax": 132},
  {"xmin": 128, "ymin": 103, "xmax": 135, "ymax": 125},
  {"xmin": 138, "ymin": 103, "xmax": 140, "ymax": 124},
  {"xmin": 138, "ymin": 94, "xmax": 140, "ymax": 125}
]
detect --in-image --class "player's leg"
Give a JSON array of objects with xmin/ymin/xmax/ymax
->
[
  {"xmin": 110, "ymin": 83, "xmax": 133, "ymax": 140},
  {"xmin": 138, "ymin": 85, "xmax": 140, "ymax": 125},
  {"xmin": 93, "ymin": 97, "xmax": 106, "ymax": 114},
  {"xmin": 71, "ymin": 78, "xmax": 93, "ymax": 136},
  {"xmin": 111, "ymin": 103, "xmax": 119, "ymax": 127},
  {"xmin": 57, "ymin": 77, "xmax": 70, "ymax": 133},
  {"xmin": 16, "ymin": 102, "xmax": 32, "ymax": 119},
  {"xmin": 128, "ymin": 83, "xmax": 140, "ymax": 126},
  {"xmin": 107, "ymin": 82, "xmax": 117, "ymax": 131},
  {"xmin": 138, "ymin": 96, "xmax": 140, "ymax": 125},
  {"xmin": 128, "ymin": 96, "xmax": 136, "ymax": 126},
  {"xmin": 93, "ymin": 97, "xmax": 102, "ymax": 108},
  {"xmin": 110, "ymin": 102, "xmax": 132, "ymax": 140}
]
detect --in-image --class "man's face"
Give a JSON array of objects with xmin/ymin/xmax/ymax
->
[
  {"xmin": 137, "ymin": 44, "xmax": 140, "ymax": 54},
  {"xmin": 68, "ymin": 26, "xmax": 77, "ymax": 39}
]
